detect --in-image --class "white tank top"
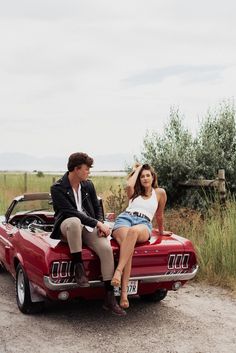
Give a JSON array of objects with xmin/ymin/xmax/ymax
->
[{"xmin": 126, "ymin": 188, "xmax": 158, "ymax": 221}]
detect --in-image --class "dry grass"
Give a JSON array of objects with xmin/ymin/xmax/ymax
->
[
  {"xmin": 1, "ymin": 172, "xmax": 236, "ymax": 292},
  {"xmin": 0, "ymin": 172, "xmax": 125, "ymax": 214},
  {"xmin": 164, "ymin": 203, "xmax": 236, "ymax": 293}
]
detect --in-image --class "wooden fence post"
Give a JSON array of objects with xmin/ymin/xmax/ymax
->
[
  {"xmin": 178, "ymin": 169, "xmax": 226, "ymax": 207},
  {"xmin": 52, "ymin": 177, "xmax": 56, "ymax": 184},
  {"xmin": 218, "ymin": 169, "xmax": 226, "ymax": 203},
  {"xmin": 24, "ymin": 172, "xmax": 27, "ymax": 193}
]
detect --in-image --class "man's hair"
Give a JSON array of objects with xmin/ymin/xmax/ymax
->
[{"xmin": 67, "ymin": 152, "xmax": 94, "ymax": 172}]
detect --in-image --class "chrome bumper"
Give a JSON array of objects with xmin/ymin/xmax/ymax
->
[{"xmin": 43, "ymin": 266, "xmax": 198, "ymax": 291}]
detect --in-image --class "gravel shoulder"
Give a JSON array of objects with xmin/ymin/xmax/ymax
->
[{"xmin": 0, "ymin": 272, "xmax": 236, "ymax": 353}]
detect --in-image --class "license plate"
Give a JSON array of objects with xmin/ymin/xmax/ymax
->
[{"xmin": 114, "ymin": 280, "xmax": 138, "ymax": 296}]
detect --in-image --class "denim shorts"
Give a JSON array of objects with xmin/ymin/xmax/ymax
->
[{"xmin": 112, "ymin": 211, "xmax": 152, "ymax": 235}]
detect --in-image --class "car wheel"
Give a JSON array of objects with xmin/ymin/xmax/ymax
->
[
  {"xmin": 140, "ymin": 289, "xmax": 168, "ymax": 302},
  {"xmin": 15, "ymin": 264, "xmax": 44, "ymax": 314}
]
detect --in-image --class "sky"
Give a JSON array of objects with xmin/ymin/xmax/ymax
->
[{"xmin": 0, "ymin": 0, "xmax": 235, "ymax": 166}]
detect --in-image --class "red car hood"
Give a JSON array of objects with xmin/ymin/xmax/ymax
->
[{"xmin": 38, "ymin": 229, "xmax": 188, "ymax": 261}]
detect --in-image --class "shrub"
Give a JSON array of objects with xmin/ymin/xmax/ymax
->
[
  {"xmin": 105, "ymin": 185, "xmax": 127, "ymax": 216},
  {"xmin": 36, "ymin": 171, "xmax": 44, "ymax": 178},
  {"xmin": 195, "ymin": 101, "xmax": 236, "ymax": 191},
  {"xmin": 139, "ymin": 101, "xmax": 236, "ymax": 207},
  {"xmin": 141, "ymin": 107, "xmax": 197, "ymax": 204}
]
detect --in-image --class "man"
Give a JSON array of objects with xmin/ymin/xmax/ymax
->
[{"xmin": 50, "ymin": 152, "xmax": 126, "ymax": 316}]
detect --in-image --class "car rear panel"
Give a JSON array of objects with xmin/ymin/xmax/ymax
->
[{"xmin": 44, "ymin": 233, "xmax": 197, "ymax": 286}]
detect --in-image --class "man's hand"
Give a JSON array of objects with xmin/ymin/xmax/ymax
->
[
  {"xmin": 97, "ymin": 229, "xmax": 106, "ymax": 237},
  {"xmin": 97, "ymin": 221, "xmax": 111, "ymax": 237}
]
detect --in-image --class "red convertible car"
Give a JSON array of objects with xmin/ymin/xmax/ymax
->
[{"xmin": 0, "ymin": 193, "xmax": 198, "ymax": 314}]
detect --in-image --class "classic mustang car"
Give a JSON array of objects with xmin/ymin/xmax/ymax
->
[{"xmin": 0, "ymin": 193, "xmax": 198, "ymax": 314}]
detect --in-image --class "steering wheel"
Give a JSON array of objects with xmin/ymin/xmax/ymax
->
[{"xmin": 19, "ymin": 215, "xmax": 45, "ymax": 229}]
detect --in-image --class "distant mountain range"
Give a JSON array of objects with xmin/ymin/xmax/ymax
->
[{"xmin": 0, "ymin": 152, "xmax": 134, "ymax": 172}]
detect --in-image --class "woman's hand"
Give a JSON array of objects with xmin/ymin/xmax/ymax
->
[
  {"xmin": 132, "ymin": 162, "xmax": 142, "ymax": 172},
  {"xmin": 157, "ymin": 230, "xmax": 173, "ymax": 236}
]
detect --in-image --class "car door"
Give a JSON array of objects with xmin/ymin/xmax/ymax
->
[{"xmin": 0, "ymin": 218, "xmax": 17, "ymax": 272}]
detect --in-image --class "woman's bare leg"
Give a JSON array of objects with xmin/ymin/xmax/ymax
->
[
  {"xmin": 119, "ymin": 255, "xmax": 132, "ymax": 308},
  {"xmin": 113, "ymin": 228, "xmax": 133, "ymax": 308},
  {"xmin": 112, "ymin": 225, "xmax": 149, "ymax": 286},
  {"xmin": 112, "ymin": 227, "xmax": 130, "ymax": 287},
  {"xmin": 120, "ymin": 229, "xmax": 150, "ymax": 308}
]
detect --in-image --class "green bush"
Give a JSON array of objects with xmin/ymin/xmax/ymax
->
[
  {"xmin": 140, "ymin": 101, "xmax": 236, "ymax": 207},
  {"xmin": 36, "ymin": 171, "xmax": 45, "ymax": 178},
  {"xmin": 105, "ymin": 185, "xmax": 127, "ymax": 216},
  {"xmin": 141, "ymin": 107, "xmax": 197, "ymax": 204},
  {"xmin": 196, "ymin": 102, "xmax": 236, "ymax": 191}
]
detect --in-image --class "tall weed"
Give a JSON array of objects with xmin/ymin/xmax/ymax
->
[{"xmin": 165, "ymin": 200, "xmax": 236, "ymax": 291}]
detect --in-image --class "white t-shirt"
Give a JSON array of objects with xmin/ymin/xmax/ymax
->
[
  {"xmin": 73, "ymin": 185, "xmax": 94, "ymax": 232},
  {"xmin": 126, "ymin": 188, "xmax": 158, "ymax": 221}
]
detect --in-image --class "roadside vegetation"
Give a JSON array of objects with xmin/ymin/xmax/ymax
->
[
  {"xmin": 164, "ymin": 200, "xmax": 236, "ymax": 292},
  {"xmin": 0, "ymin": 172, "xmax": 235, "ymax": 292},
  {"xmin": 0, "ymin": 101, "xmax": 236, "ymax": 292},
  {"xmin": 138, "ymin": 100, "xmax": 236, "ymax": 292},
  {"xmin": 0, "ymin": 173, "xmax": 126, "ymax": 215},
  {"xmin": 140, "ymin": 100, "xmax": 236, "ymax": 207}
]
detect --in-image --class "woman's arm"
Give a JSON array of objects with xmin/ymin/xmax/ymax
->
[
  {"xmin": 126, "ymin": 163, "xmax": 142, "ymax": 199},
  {"xmin": 155, "ymin": 188, "xmax": 172, "ymax": 236}
]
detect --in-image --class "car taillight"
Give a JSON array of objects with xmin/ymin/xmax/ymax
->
[
  {"xmin": 168, "ymin": 253, "xmax": 190, "ymax": 270},
  {"xmin": 51, "ymin": 261, "xmax": 74, "ymax": 279}
]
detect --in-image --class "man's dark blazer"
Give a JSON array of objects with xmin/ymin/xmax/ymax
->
[{"xmin": 50, "ymin": 172, "xmax": 103, "ymax": 239}]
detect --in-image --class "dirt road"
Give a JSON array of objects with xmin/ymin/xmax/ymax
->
[{"xmin": 0, "ymin": 271, "xmax": 235, "ymax": 353}]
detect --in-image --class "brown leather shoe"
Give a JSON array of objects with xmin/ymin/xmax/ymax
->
[
  {"xmin": 103, "ymin": 291, "xmax": 126, "ymax": 316},
  {"xmin": 74, "ymin": 263, "xmax": 90, "ymax": 287}
]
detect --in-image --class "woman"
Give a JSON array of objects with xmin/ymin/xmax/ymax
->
[{"xmin": 111, "ymin": 163, "xmax": 171, "ymax": 309}]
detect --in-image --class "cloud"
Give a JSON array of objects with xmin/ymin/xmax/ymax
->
[
  {"xmin": 0, "ymin": 0, "xmax": 80, "ymax": 19},
  {"xmin": 0, "ymin": 0, "xmax": 235, "ymax": 163},
  {"xmin": 123, "ymin": 65, "xmax": 227, "ymax": 86}
]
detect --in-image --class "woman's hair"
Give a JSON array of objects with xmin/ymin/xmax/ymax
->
[{"xmin": 129, "ymin": 164, "xmax": 158, "ymax": 200}]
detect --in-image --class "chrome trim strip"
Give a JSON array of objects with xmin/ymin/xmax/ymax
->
[
  {"xmin": 43, "ymin": 266, "xmax": 198, "ymax": 291},
  {"xmin": 130, "ymin": 266, "xmax": 198, "ymax": 282},
  {"xmin": 175, "ymin": 254, "xmax": 182, "ymax": 269},
  {"xmin": 43, "ymin": 277, "xmax": 103, "ymax": 290},
  {"xmin": 182, "ymin": 254, "xmax": 190, "ymax": 269},
  {"xmin": 168, "ymin": 254, "xmax": 175, "ymax": 269},
  {"xmin": 60, "ymin": 261, "xmax": 69, "ymax": 278},
  {"xmin": 0, "ymin": 234, "xmax": 13, "ymax": 247},
  {"xmin": 51, "ymin": 261, "xmax": 60, "ymax": 279}
]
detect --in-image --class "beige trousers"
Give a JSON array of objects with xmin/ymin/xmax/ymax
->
[{"xmin": 60, "ymin": 217, "xmax": 114, "ymax": 281}]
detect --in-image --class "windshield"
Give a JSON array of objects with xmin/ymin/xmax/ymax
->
[{"xmin": 12, "ymin": 199, "xmax": 54, "ymax": 216}]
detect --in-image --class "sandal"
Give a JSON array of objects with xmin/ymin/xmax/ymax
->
[
  {"xmin": 120, "ymin": 289, "xmax": 129, "ymax": 309},
  {"xmin": 111, "ymin": 268, "xmax": 122, "ymax": 287}
]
